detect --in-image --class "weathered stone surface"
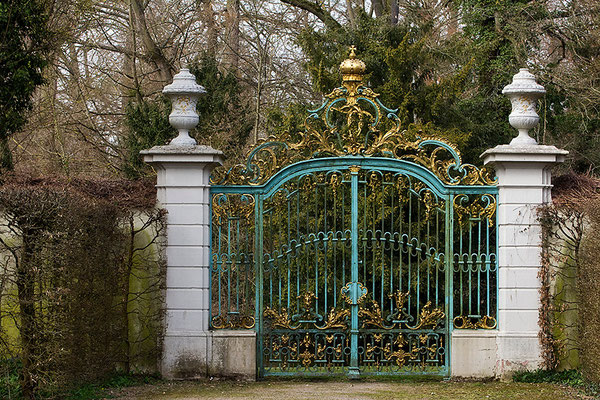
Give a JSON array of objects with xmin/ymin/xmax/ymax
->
[
  {"xmin": 209, "ymin": 331, "xmax": 256, "ymax": 380},
  {"xmin": 483, "ymin": 144, "xmax": 566, "ymax": 377}
]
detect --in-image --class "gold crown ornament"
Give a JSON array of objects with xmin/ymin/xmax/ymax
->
[{"xmin": 339, "ymin": 46, "xmax": 366, "ymax": 83}]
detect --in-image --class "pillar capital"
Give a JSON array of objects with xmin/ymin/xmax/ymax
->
[
  {"xmin": 141, "ymin": 144, "xmax": 224, "ymax": 168},
  {"xmin": 482, "ymin": 144, "xmax": 567, "ymax": 205},
  {"xmin": 482, "ymin": 144, "xmax": 568, "ymax": 168}
]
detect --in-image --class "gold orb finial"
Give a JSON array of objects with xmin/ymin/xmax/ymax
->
[{"xmin": 340, "ymin": 46, "xmax": 366, "ymax": 83}]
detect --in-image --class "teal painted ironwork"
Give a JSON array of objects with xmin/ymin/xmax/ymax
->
[{"xmin": 208, "ymin": 49, "xmax": 498, "ymax": 378}]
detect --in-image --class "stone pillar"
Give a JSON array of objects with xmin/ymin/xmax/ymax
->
[
  {"xmin": 141, "ymin": 69, "xmax": 225, "ymax": 378},
  {"xmin": 481, "ymin": 68, "xmax": 567, "ymax": 377},
  {"xmin": 482, "ymin": 145, "xmax": 566, "ymax": 376},
  {"xmin": 142, "ymin": 145, "xmax": 224, "ymax": 378}
]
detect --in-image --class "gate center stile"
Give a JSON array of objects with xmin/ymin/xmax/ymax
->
[
  {"xmin": 209, "ymin": 49, "xmax": 499, "ymax": 379},
  {"xmin": 349, "ymin": 166, "xmax": 361, "ymax": 378}
]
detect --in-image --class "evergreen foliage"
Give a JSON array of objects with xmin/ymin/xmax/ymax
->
[
  {"xmin": 263, "ymin": 1, "xmax": 599, "ymax": 171},
  {"xmin": 189, "ymin": 54, "xmax": 253, "ymax": 159},
  {"xmin": 123, "ymin": 54, "xmax": 253, "ymax": 177},
  {"xmin": 289, "ymin": 12, "xmax": 506, "ymax": 165},
  {"xmin": 0, "ymin": 0, "xmax": 53, "ymax": 170},
  {"xmin": 124, "ymin": 98, "xmax": 175, "ymax": 179}
]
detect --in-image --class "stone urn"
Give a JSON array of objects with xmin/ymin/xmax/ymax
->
[
  {"xmin": 502, "ymin": 68, "xmax": 546, "ymax": 146},
  {"xmin": 163, "ymin": 68, "xmax": 206, "ymax": 145}
]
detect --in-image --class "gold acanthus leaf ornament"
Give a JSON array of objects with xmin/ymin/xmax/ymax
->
[
  {"xmin": 318, "ymin": 308, "xmax": 350, "ymax": 330},
  {"xmin": 358, "ymin": 300, "xmax": 394, "ymax": 330},
  {"xmin": 210, "ymin": 49, "xmax": 497, "ymax": 188},
  {"xmin": 264, "ymin": 307, "xmax": 296, "ymax": 330},
  {"xmin": 407, "ymin": 301, "xmax": 445, "ymax": 330}
]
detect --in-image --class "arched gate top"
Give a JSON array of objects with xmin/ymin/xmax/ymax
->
[
  {"xmin": 213, "ymin": 157, "xmax": 496, "ymax": 198},
  {"xmin": 211, "ymin": 47, "xmax": 496, "ymax": 187}
]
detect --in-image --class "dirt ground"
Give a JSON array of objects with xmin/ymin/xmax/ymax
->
[{"xmin": 105, "ymin": 379, "xmax": 583, "ymax": 400}]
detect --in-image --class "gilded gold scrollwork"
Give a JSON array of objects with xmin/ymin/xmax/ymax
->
[
  {"xmin": 453, "ymin": 194, "xmax": 497, "ymax": 227},
  {"xmin": 211, "ymin": 314, "xmax": 256, "ymax": 330},
  {"xmin": 212, "ymin": 194, "xmax": 255, "ymax": 225},
  {"xmin": 407, "ymin": 301, "xmax": 445, "ymax": 330},
  {"xmin": 358, "ymin": 300, "xmax": 393, "ymax": 330},
  {"xmin": 263, "ymin": 291, "xmax": 350, "ymax": 330},
  {"xmin": 340, "ymin": 281, "xmax": 368, "ymax": 305},
  {"xmin": 329, "ymin": 173, "xmax": 343, "ymax": 196},
  {"xmin": 299, "ymin": 333, "xmax": 314, "ymax": 367},
  {"xmin": 381, "ymin": 333, "xmax": 420, "ymax": 367},
  {"xmin": 211, "ymin": 51, "xmax": 497, "ymax": 187},
  {"xmin": 318, "ymin": 308, "xmax": 350, "ymax": 330},
  {"xmin": 453, "ymin": 315, "xmax": 497, "ymax": 330},
  {"xmin": 421, "ymin": 190, "xmax": 441, "ymax": 220},
  {"xmin": 263, "ymin": 307, "xmax": 296, "ymax": 330}
]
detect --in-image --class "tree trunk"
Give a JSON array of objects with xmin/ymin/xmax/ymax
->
[
  {"xmin": 17, "ymin": 230, "xmax": 39, "ymax": 399},
  {"xmin": 225, "ymin": 0, "xmax": 240, "ymax": 71},
  {"xmin": 130, "ymin": 0, "xmax": 173, "ymax": 82},
  {"xmin": 371, "ymin": 0, "xmax": 384, "ymax": 18},
  {"xmin": 345, "ymin": 0, "xmax": 357, "ymax": 28},
  {"xmin": 254, "ymin": 53, "xmax": 264, "ymax": 144},
  {"xmin": 123, "ymin": 215, "xmax": 135, "ymax": 373},
  {"xmin": 0, "ymin": 136, "xmax": 13, "ymax": 171},
  {"xmin": 202, "ymin": 0, "xmax": 218, "ymax": 57}
]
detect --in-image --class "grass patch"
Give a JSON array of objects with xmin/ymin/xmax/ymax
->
[
  {"xmin": 0, "ymin": 359, "xmax": 21, "ymax": 399},
  {"xmin": 0, "ymin": 367, "xmax": 160, "ymax": 400},
  {"xmin": 513, "ymin": 369, "xmax": 584, "ymax": 385},
  {"xmin": 513, "ymin": 369, "xmax": 600, "ymax": 398},
  {"xmin": 64, "ymin": 373, "xmax": 160, "ymax": 400}
]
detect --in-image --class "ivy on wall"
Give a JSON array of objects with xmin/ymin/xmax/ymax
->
[
  {"xmin": 0, "ymin": 174, "xmax": 165, "ymax": 398},
  {"xmin": 538, "ymin": 173, "xmax": 600, "ymax": 380}
]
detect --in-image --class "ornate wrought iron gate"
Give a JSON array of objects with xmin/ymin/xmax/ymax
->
[{"xmin": 210, "ymin": 49, "xmax": 498, "ymax": 378}]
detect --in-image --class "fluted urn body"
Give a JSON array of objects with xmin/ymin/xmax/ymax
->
[
  {"xmin": 502, "ymin": 68, "xmax": 546, "ymax": 146},
  {"xmin": 163, "ymin": 68, "xmax": 206, "ymax": 145}
]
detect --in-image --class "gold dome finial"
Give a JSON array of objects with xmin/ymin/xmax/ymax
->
[{"xmin": 340, "ymin": 46, "xmax": 366, "ymax": 83}]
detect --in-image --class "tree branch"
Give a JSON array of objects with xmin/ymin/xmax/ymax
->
[{"xmin": 278, "ymin": 0, "xmax": 341, "ymax": 30}]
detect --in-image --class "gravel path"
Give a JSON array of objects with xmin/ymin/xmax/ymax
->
[{"xmin": 106, "ymin": 379, "xmax": 581, "ymax": 400}]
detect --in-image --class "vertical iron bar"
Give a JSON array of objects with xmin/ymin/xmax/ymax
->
[
  {"xmin": 390, "ymin": 180, "xmax": 394, "ymax": 311},
  {"xmin": 349, "ymin": 167, "xmax": 360, "ymax": 378},
  {"xmin": 468, "ymin": 219, "xmax": 472, "ymax": 316},
  {"xmin": 227, "ymin": 214, "xmax": 232, "ymax": 316},
  {"xmin": 287, "ymin": 196, "xmax": 291, "ymax": 311},
  {"xmin": 445, "ymin": 196, "xmax": 453, "ymax": 376},
  {"xmin": 380, "ymin": 177, "xmax": 385, "ymax": 308},
  {"xmin": 255, "ymin": 195, "xmax": 264, "ymax": 377},
  {"xmin": 236, "ymin": 219, "xmax": 241, "ymax": 312},
  {"xmin": 486, "ymin": 215, "xmax": 490, "ymax": 317},
  {"xmin": 296, "ymin": 180, "xmax": 300, "ymax": 314},
  {"xmin": 416, "ymin": 196, "xmax": 420, "ymax": 313},
  {"xmin": 477, "ymin": 219, "xmax": 481, "ymax": 316},
  {"xmin": 314, "ymin": 180, "xmax": 319, "ymax": 314},
  {"xmin": 324, "ymin": 180, "xmax": 328, "ymax": 315}
]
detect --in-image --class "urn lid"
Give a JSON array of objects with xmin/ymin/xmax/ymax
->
[
  {"xmin": 162, "ymin": 68, "xmax": 206, "ymax": 96},
  {"xmin": 502, "ymin": 68, "xmax": 545, "ymax": 96}
]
